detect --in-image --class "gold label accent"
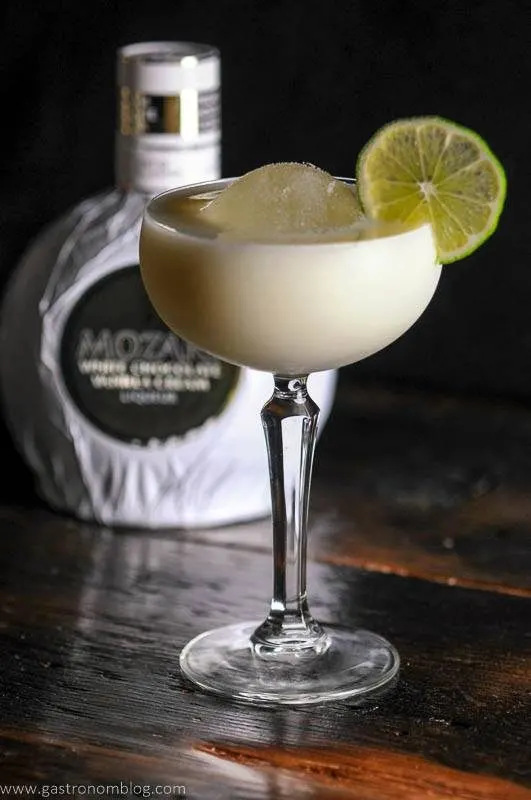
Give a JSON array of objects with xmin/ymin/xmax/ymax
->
[{"xmin": 163, "ymin": 96, "xmax": 180, "ymax": 134}]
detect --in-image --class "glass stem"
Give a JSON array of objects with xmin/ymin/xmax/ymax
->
[{"xmin": 251, "ymin": 375, "xmax": 329, "ymax": 659}]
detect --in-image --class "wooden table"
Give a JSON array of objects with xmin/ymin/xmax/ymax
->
[{"xmin": 0, "ymin": 385, "xmax": 530, "ymax": 798}]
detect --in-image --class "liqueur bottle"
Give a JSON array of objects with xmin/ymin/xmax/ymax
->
[{"xmin": 0, "ymin": 41, "xmax": 337, "ymax": 528}]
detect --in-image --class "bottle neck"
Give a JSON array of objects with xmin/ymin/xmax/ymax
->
[
  {"xmin": 115, "ymin": 134, "xmax": 220, "ymax": 196},
  {"xmin": 115, "ymin": 86, "xmax": 221, "ymax": 195}
]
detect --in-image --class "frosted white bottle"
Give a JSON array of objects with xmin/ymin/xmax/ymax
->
[{"xmin": 0, "ymin": 41, "xmax": 337, "ymax": 528}]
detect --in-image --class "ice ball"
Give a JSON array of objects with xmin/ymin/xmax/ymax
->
[{"xmin": 201, "ymin": 162, "xmax": 363, "ymax": 239}]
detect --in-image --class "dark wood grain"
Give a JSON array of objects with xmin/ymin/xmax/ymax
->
[
  {"xmin": 313, "ymin": 384, "xmax": 531, "ymax": 595},
  {"xmin": 0, "ymin": 514, "xmax": 529, "ymax": 794},
  {"xmin": 197, "ymin": 742, "xmax": 531, "ymax": 800},
  {"xmin": 162, "ymin": 384, "xmax": 531, "ymax": 596},
  {"xmin": 0, "ymin": 385, "xmax": 530, "ymax": 797}
]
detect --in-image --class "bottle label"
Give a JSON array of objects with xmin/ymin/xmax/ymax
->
[
  {"xmin": 119, "ymin": 87, "xmax": 220, "ymax": 137},
  {"xmin": 60, "ymin": 266, "xmax": 239, "ymax": 444},
  {"xmin": 116, "ymin": 84, "xmax": 221, "ymax": 193}
]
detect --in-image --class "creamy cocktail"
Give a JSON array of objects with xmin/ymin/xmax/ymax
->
[
  {"xmin": 141, "ymin": 179, "xmax": 440, "ymax": 375},
  {"xmin": 139, "ymin": 119, "xmax": 506, "ymax": 705}
]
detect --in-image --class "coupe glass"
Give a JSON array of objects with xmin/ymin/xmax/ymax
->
[{"xmin": 139, "ymin": 177, "xmax": 441, "ymax": 705}]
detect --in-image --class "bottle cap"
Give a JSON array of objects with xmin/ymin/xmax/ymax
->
[{"xmin": 117, "ymin": 41, "xmax": 219, "ymax": 95}]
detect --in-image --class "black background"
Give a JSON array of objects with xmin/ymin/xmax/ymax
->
[{"xmin": 0, "ymin": 0, "xmax": 528, "ymax": 500}]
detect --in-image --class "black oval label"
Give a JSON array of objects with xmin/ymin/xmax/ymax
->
[{"xmin": 60, "ymin": 266, "xmax": 240, "ymax": 443}]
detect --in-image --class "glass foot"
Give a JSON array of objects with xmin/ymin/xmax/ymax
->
[{"xmin": 180, "ymin": 621, "xmax": 400, "ymax": 706}]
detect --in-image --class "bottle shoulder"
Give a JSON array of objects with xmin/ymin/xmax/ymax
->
[
  {"xmin": 18, "ymin": 189, "xmax": 146, "ymax": 264},
  {"xmin": 5, "ymin": 189, "xmax": 148, "ymax": 312}
]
